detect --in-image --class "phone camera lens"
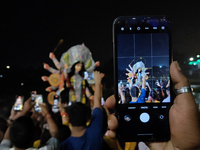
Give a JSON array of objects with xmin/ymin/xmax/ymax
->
[{"xmin": 137, "ymin": 27, "xmax": 141, "ymax": 30}]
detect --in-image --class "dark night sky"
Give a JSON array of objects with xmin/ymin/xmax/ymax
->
[
  {"xmin": 1, "ymin": 1, "xmax": 200, "ymax": 103},
  {"xmin": 1, "ymin": 1, "xmax": 200, "ymax": 69}
]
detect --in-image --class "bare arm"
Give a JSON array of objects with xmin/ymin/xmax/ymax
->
[
  {"xmin": 142, "ymin": 72, "xmax": 146, "ymax": 89},
  {"xmin": 93, "ymin": 71, "xmax": 102, "ymax": 109},
  {"xmin": 39, "ymin": 103, "xmax": 59, "ymax": 138},
  {"xmin": 4, "ymin": 98, "xmax": 35, "ymax": 140}
]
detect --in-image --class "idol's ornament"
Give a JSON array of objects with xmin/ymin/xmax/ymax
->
[
  {"xmin": 126, "ymin": 59, "xmax": 148, "ymax": 87},
  {"xmin": 42, "ymin": 40, "xmax": 99, "ymax": 106}
]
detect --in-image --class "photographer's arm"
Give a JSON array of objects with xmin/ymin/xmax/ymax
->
[
  {"xmin": 93, "ymin": 71, "xmax": 103, "ymax": 109},
  {"xmin": 39, "ymin": 103, "xmax": 59, "ymax": 138}
]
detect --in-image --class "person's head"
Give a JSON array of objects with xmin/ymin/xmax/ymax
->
[
  {"xmin": 67, "ymin": 102, "xmax": 89, "ymax": 127},
  {"xmin": 130, "ymin": 86, "xmax": 139, "ymax": 98},
  {"xmin": 150, "ymin": 89, "xmax": 158, "ymax": 100},
  {"xmin": 145, "ymin": 85, "xmax": 150, "ymax": 99},
  {"xmin": 9, "ymin": 116, "xmax": 35, "ymax": 149}
]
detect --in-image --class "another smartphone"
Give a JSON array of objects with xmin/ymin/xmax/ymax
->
[
  {"xmin": 31, "ymin": 91, "xmax": 37, "ymax": 103},
  {"xmin": 52, "ymin": 95, "xmax": 60, "ymax": 113},
  {"xmin": 113, "ymin": 16, "xmax": 172, "ymax": 142},
  {"xmin": 14, "ymin": 95, "xmax": 24, "ymax": 111},
  {"xmin": 34, "ymin": 94, "xmax": 43, "ymax": 112}
]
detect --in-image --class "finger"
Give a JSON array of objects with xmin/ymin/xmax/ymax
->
[
  {"xmin": 108, "ymin": 114, "xmax": 118, "ymax": 130},
  {"xmin": 170, "ymin": 61, "xmax": 190, "ymax": 89},
  {"xmin": 105, "ymin": 95, "xmax": 116, "ymax": 109},
  {"xmin": 103, "ymin": 105, "xmax": 110, "ymax": 117},
  {"xmin": 169, "ymin": 61, "xmax": 200, "ymax": 149},
  {"xmin": 107, "ymin": 130, "xmax": 116, "ymax": 139}
]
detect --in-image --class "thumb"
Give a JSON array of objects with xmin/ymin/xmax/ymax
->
[{"xmin": 170, "ymin": 61, "xmax": 190, "ymax": 89}]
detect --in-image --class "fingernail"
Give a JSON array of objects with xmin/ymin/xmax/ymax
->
[{"xmin": 175, "ymin": 61, "xmax": 181, "ymax": 71}]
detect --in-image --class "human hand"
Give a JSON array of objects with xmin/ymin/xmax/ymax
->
[
  {"xmin": 22, "ymin": 97, "xmax": 35, "ymax": 114},
  {"xmin": 93, "ymin": 71, "xmax": 103, "ymax": 85},
  {"xmin": 10, "ymin": 97, "xmax": 35, "ymax": 121},
  {"xmin": 39, "ymin": 103, "xmax": 50, "ymax": 117},
  {"xmin": 105, "ymin": 61, "xmax": 200, "ymax": 150},
  {"xmin": 43, "ymin": 63, "xmax": 50, "ymax": 70},
  {"xmin": 49, "ymin": 52, "xmax": 55, "ymax": 59}
]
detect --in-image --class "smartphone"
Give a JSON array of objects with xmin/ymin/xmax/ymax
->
[
  {"xmin": 14, "ymin": 95, "xmax": 24, "ymax": 111},
  {"xmin": 113, "ymin": 16, "xmax": 172, "ymax": 142},
  {"xmin": 31, "ymin": 91, "xmax": 37, "ymax": 103},
  {"xmin": 52, "ymin": 95, "xmax": 60, "ymax": 113},
  {"xmin": 34, "ymin": 94, "xmax": 43, "ymax": 112}
]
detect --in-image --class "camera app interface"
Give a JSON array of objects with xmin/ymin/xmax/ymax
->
[{"xmin": 117, "ymin": 33, "xmax": 170, "ymax": 105}]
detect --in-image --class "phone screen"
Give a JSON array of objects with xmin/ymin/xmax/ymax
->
[
  {"xmin": 52, "ymin": 95, "xmax": 60, "ymax": 113},
  {"xmin": 113, "ymin": 16, "xmax": 172, "ymax": 141},
  {"xmin": 34, "ymin": 95, "xmax": 43, "ymax": 112},
  {"xmin": 31, "ymin": 91, "xmax": 37, "ymax": 103},
  {"xmin": 14, "ymin": 96, "xmax": 24, "ymax": 111}
]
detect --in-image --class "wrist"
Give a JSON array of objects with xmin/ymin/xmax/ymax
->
[
  {"xmin": 60, "ymin": 112, "xmax": 68, "ymax": 117},
  {"xmin": 45, "ymin": 113, "xmax": 51, "ymax": 120}
]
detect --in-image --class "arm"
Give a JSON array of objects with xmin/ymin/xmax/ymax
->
[
  {"xmin": 93, "ymin": 71, "xmax": 102, "ymax": 109},
  {"xmin": 142, "ymin": 72, "xmax": 146, "ymax": 89},
  {"xmin": 3, "ymin": 98, "xmax": 35, "ymax": 141},
  {"xmin": 49, "ymin": 53, "xmax": 61, "ymax": 70},
  {"xmin": 39, "ymin": 103, "xmax": 59, "ymax": 138},
  {"xmin": 43, "ymin": 63, "xmax": 58, "ymax": 74}
]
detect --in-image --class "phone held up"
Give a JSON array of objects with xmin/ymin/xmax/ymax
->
[
  {"xmin": 113, "ymin": 16, "xmax": 172, "ymax": 142},
  {"xmin": 14, "ymin": 95, "xmax": 24, "ymax": 111},
  {"xmin": 52, "ymin": 95, "xmax": 60, "ymax": 113}
]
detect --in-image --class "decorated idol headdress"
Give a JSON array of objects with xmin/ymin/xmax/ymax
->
[
  {"xmin": 60, "ymin": 43, "xmax": 95, "ymax": 73},
  {"xmin": 132, "ymin": 61, "xmax": 146, "ymax": 73}
]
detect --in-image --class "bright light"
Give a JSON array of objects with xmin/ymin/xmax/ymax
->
[
  {"xmin": 189, "ymin": 57, "xmax": 194, "ymax": 61},
  {"xmin": 6, "ymin": 66, "xmax": 10, "ymax": 69},
  {"xmin": 159, "ymin": 66, "xmax": 162, "ymax": 68},
  {"xmin": 197, "ymin": 55, "xmax": 200, "ymax": 58},
  {"xmin": 0, "ymin": 75, "xmax": 3, "ymax": 78},
  {"xmin": 21, "ymin": 83, "xmax": 24, "ymax": 86}
]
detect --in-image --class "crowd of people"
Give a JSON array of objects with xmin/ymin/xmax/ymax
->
[
  {"xmin": 0, "ymin": 62, "xmax": 200, "ymax": 150},
  {"xmin": 118, "ymin": 72, "xmax": 170, "ymax": 104}
]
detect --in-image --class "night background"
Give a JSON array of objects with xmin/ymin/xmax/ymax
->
[
  {"xmin": 117, "ymin": 33, "xmax": 169, "ymax": 89},
  {"xmin": 1, "ymin": 1, "xmax": 200, "ymax": 118}
]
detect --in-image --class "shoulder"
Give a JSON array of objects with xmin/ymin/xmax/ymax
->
[
  {"xmin": 0, "ymin": 139, "xmax": 11, "ymax": 150},
  {"xmin": 92, "ymin": 107, "xmax": 102, "ymax": 116}
]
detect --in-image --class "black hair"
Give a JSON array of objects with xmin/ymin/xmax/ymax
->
[
  {"xmin": 68, "ymin": 61, "xmax": 85, "ymax": 79},
  {"xmin": 150, "ymin": 89, "xmax": 158, "ymax": 100},
  {"xmin": 122, "ymin": 88, "xmax": 131, "ymax": 103},
  {"xmin": 58, "ymin": 125, "xmax": 71, "ymax": 142},
  {"xmin": 67, "ymin": 102, "xmax": 90, "ymax": 126},
  {"xmin": 145, "ymin": 85, "xmax": 150, "ymax": 99},
  {"xmin": 9, "ymin": 116, "xmax": 35, "ymax": 149},
  {"xmin": 130, "ymin": 86, "xmax": 139, "ymax": 98}
]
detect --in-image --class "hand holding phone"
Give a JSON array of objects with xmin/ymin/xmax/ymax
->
[
  {"xmin": 34, "ymin": 95, "xmax": 43, "ymax": 112},
  {"xmin": 113, "ymin": 16, "xmax": 172, "ymax": 141},
  {"xmin": 107, "ymin": 61, "xmax": 200, "ymax": 149}
]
